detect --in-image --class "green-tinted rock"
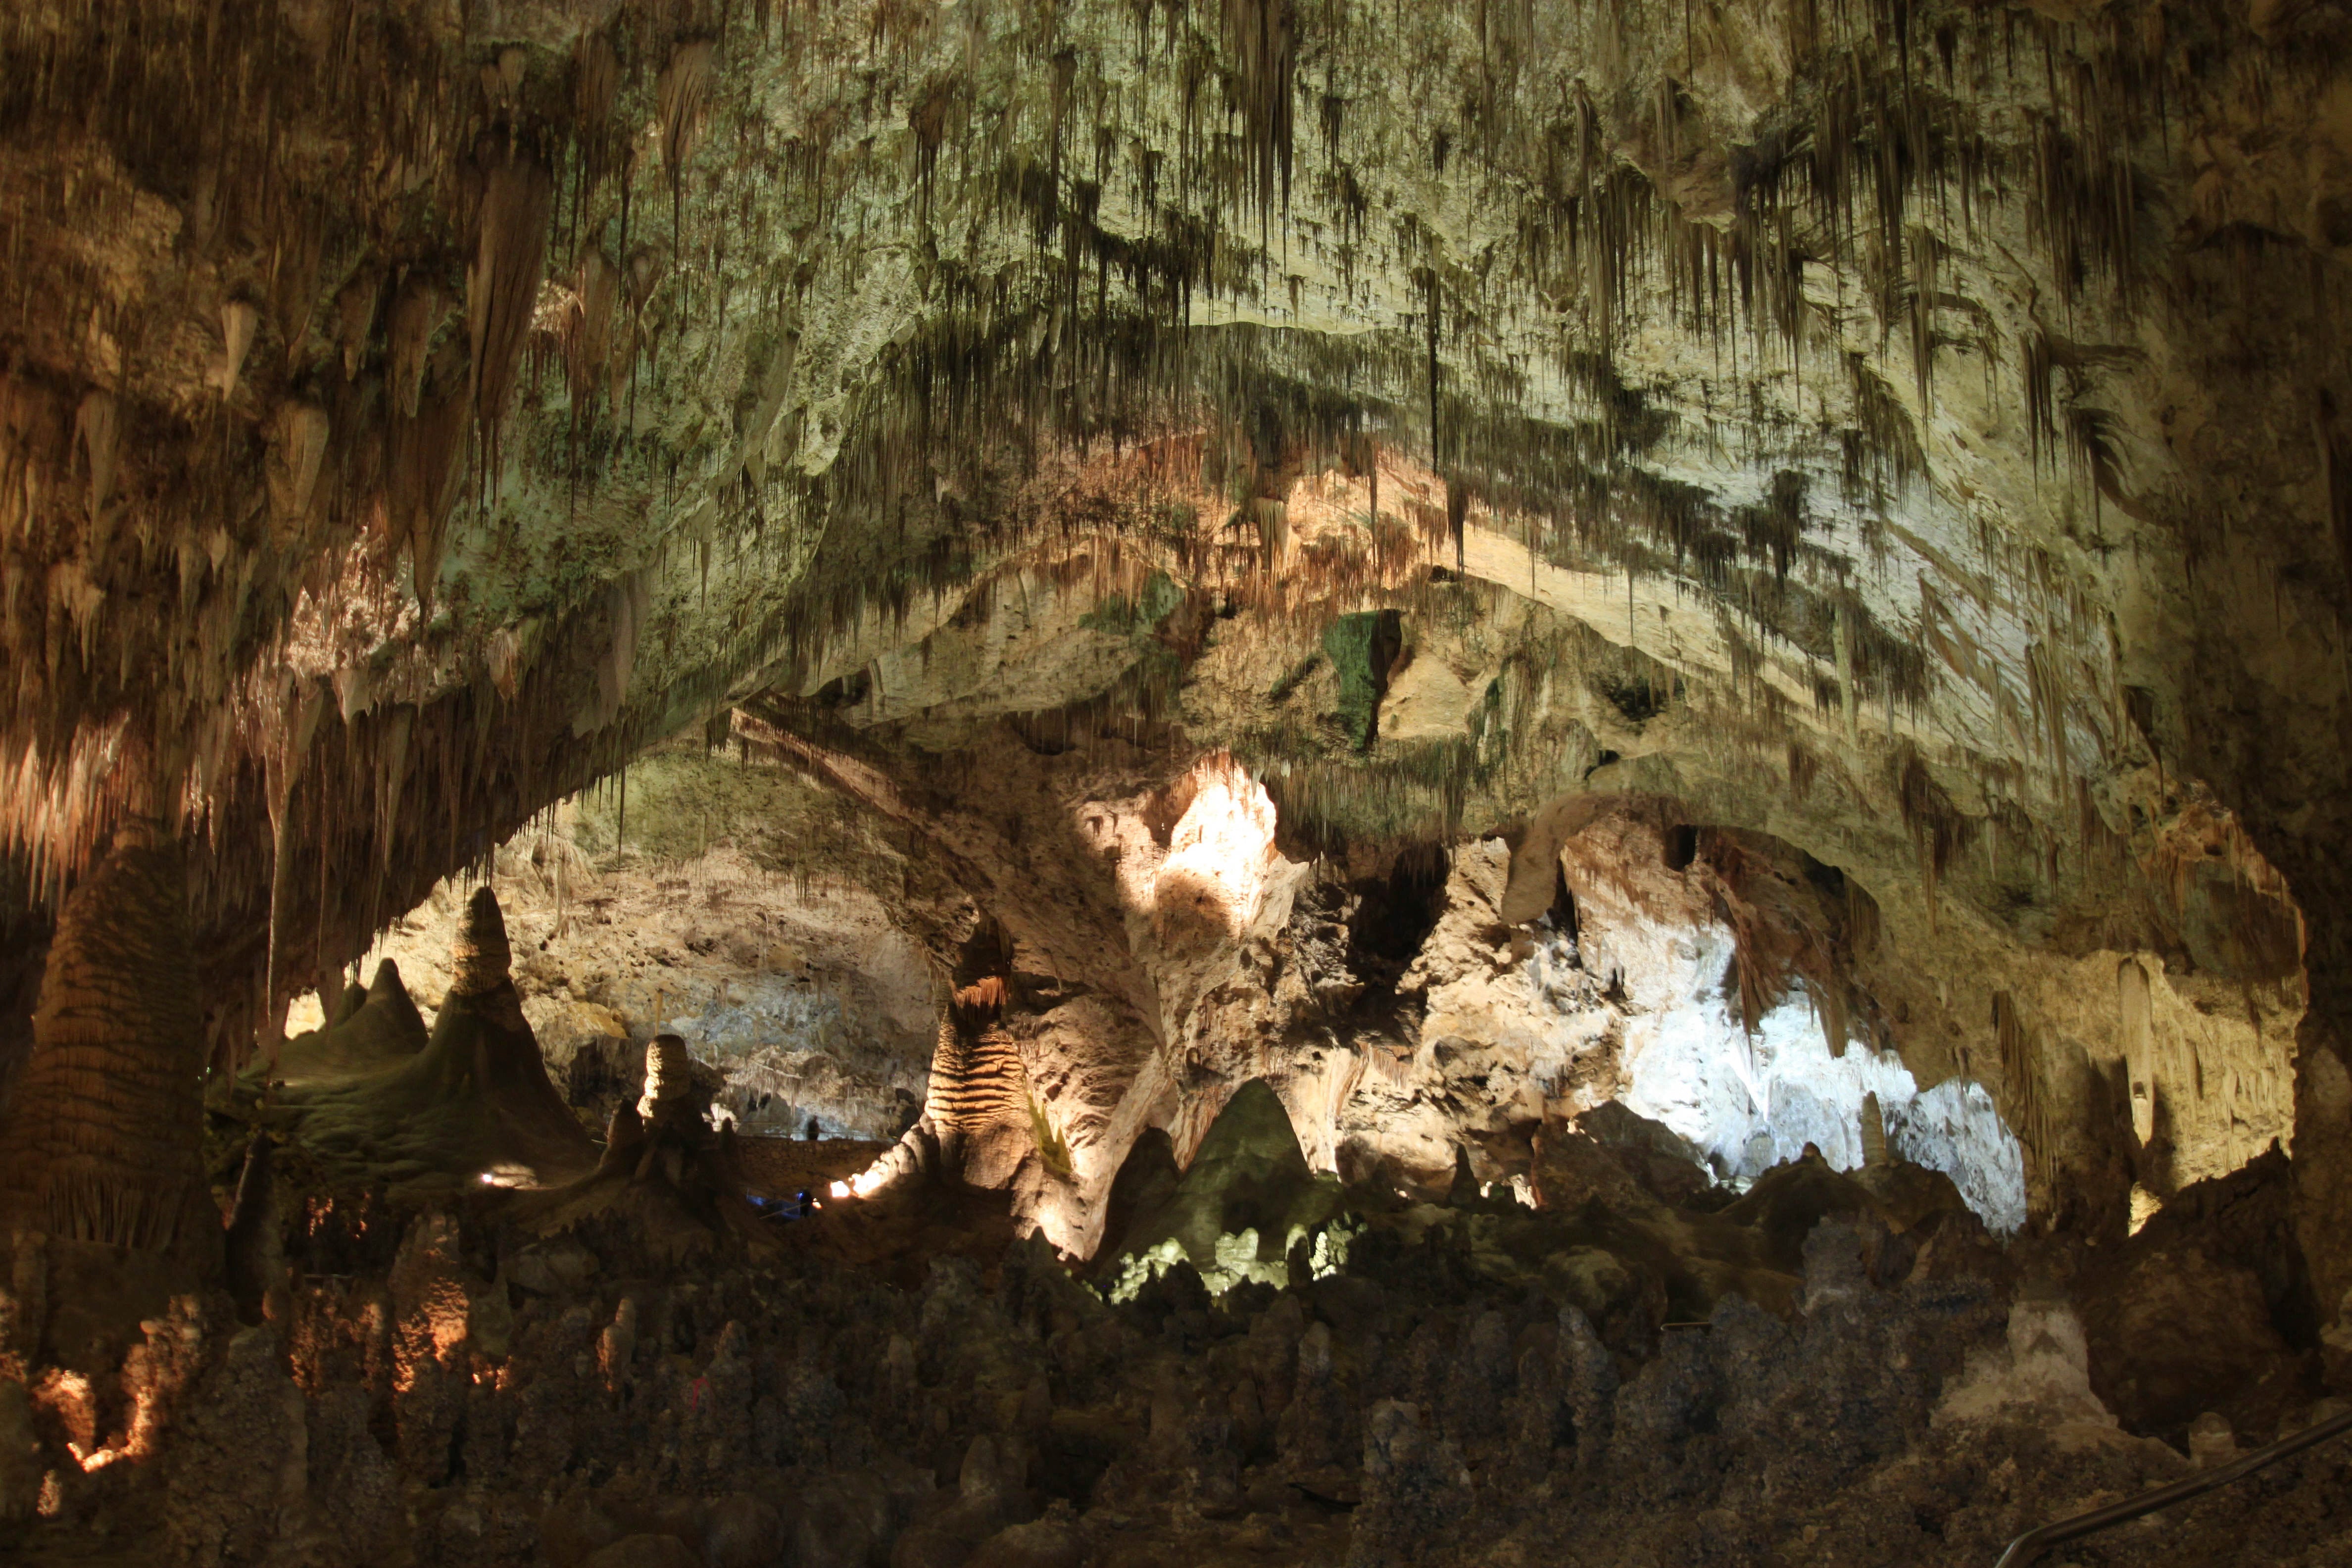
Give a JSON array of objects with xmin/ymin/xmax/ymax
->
[
  {"xmin": 1105, "ymin": 1079, "xmax": 1344, "ymax": 1291},
  {"xmin": 1322, "ymin": 610, "xmax": 1402, "ymax": 752}
]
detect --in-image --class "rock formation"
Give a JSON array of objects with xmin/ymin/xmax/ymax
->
[
  {"xmin": 262, "ymin": 959, "xmax": 430, "ymax": 1089},
  {"xmin": 0, "ymin": 822, "xmax": 210, "ymax": 1260},
  {"xmin": 3, "ymin": 0, "xmax": 2352, "ymax": 1562},
  {"xmin": 266, "ymin": 886, "xmax": 597, "ymax": 1194}
]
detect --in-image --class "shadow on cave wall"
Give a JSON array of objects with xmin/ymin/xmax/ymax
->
[{"xmin": 1345, "ymin": 841, "xmax": 1451, "ymax": 1003}]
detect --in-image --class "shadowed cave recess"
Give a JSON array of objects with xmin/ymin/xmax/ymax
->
[{"xmin": 4, "ymin": 1, "xmax": 2352, "ymax": 1565}]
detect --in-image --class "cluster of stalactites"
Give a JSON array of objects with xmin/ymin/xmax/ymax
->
[{"xmin": 0, "ymin": 0, "xmax": 2312, "ymax": 1099}]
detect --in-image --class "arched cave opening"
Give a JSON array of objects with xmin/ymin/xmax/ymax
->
[{"xmin": 284, "ymin": 739, "xmax": 938, "ymax": 1195}]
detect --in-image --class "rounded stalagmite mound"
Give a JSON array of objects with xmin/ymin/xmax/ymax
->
[
  {"xmin": 269, "ymin": 885, "xmax": 595, "ymax": 1194},
  {"xmin": 256, "ymin": 958, "xmax": 429, "ymax": 1089},
  {"xmin": 513, "ymin": 1034, "xmax": 776, "ymax": 1268}
]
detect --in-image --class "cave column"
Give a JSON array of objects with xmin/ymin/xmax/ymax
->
[{"xmin": 0, "ymin": 822, "xmax": 214, "ymax": 1265}]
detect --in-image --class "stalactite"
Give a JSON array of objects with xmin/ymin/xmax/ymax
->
[
  {"xmin": 0, "ymin": 0, "xmax": 2318, "ymax": 1123},
  {"xmin": 658, "ymin": 39, "xmax": 716, "ymax": 248},
  {"xmin": 390, "ymin": 368, "xmax": 470, "ymax": 605},
  {"xmin": 256, "ymin": 682, "xmax": 326, "ymax": 1070},
  {"xmin": 264, "ymin": 401, "xmax": 331, "ymax": 541},
  {"xmin": 1894, "ymin": 744, "xmax": 1977, "ymax": 930},
  {"xmin": 386, "ymin": 275, "xmax": 448, "ymax": 421},
  {"xmin": 467, "ymin": 144, "xmax": 555, "ymax": 490},
  {"xmin": 209, "ymin": 299, "xmax": 259, "ymax": 398},
  {"xmin": 572, "ymin": 33, "xmax": 622, "ymax": 216},
  {"xmin": 1993, "ymin": 989, "xmax": 2057, "ymax": 1196},
  {"xmin": 1221, "ymin": 0, "xmax": 1295, "ymax": 234},
  {"xmin": 331, "ymin": 269, "xmax": 381, "ymax": 382},
  {"xmin": 566, "ymin": 249, "xmax": 620, "ymax": 422},
  {"xmin": 2118, "ymin": 956, "xmax": 2155, "ymax": 1147}
]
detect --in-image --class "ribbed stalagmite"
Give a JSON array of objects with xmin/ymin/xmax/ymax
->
[
  {"xmin": 0, "ymin": 822, "xmax": 208, "ymax": 1252},
  {"xmin": 925, "ymin": 972, "xmax": 1037, "ymax": 1190},
  {"xmin": 637, "ymin": 1032, "xmax": 702, "ymax": 1128}
]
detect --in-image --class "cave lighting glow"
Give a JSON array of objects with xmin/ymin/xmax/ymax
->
[
  {"xmin": 1621, "ymin": 983, "xmax": 2030, "ymax": 1233},
  {"xmin": 1108, "ymin": 754, "xmax": 1285, "ymax": 937}
]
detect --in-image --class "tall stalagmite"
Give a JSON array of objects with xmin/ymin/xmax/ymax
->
[{"xmin": 0, "ymin": 822, "xmax": 208, "ymax": 1256}]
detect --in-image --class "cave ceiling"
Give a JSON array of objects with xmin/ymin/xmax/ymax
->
[{"xmin": 1, "ymin": 0, "xmax": 2349, "ymax": 1233}]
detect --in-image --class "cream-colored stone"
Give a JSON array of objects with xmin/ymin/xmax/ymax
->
[{"xmin": 1377, "ymin": 653, "xmax": 1477, "ymax": 745}]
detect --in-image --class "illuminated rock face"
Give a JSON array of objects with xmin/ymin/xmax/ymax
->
[
  {"xmin": 326, "ymin": 745, "xmax": 938, "ymax": 1140},
  {"xmin": 3, "ymin": 4, "xmax": 2352, "ymax": 1556},
  {"xmin": 0, "ymin": 0, "xmax": 2342, "ymax": 1279}
]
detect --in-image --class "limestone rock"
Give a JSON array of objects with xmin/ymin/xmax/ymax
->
[
  {"xmin": 1102, "ymin": 1080, "xmax": 1343, "ymax": 1294},
  {"xmin": 162, "ymin": 1327, "xmax": 308, "ymax": 1568},
  {"xmin": 0, "ymin": 1377, "xmax": 39, "ymax": 1531},
  {"xmin": 581, "ymin": 1535, "xmax": 700, "ymax": 1568},
  {"xmin": 965, "ymin": 1512, "xmax": 1083, "ymax": 1568},
  {"xmin": 1375, "ymin": 652, "xmax": 1478, "ymax": 746},
  {"xmin": 0, "ymin": 827, "xmax": 210, "ymax": 1258},
  {"xmin": 2080, "ymin": 1244, "xmax": 2295, "ymax": 1438},
  {"xmin": 269, "ymin": 960, "xmax": 429, "ymax": 1088},
  {"xmin": 1351, "ymin": 1400, "xmax": 1472, "ymax": 1568},
  {"xmin": 272, "ymin": 887, "xmax": 595, "ymax": 1191}
]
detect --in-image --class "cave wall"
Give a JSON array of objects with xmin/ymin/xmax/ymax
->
[
  {"xmin": 750, "ymin": 518, "xmax": 2303, "ymax": 1247},
  {"xmin": 311, "ymin": 740, "xmax": 939, "ymax": 1140},
  {"xmin": 0, "ymin": 0, "xmax": 2349, "ymax": 1300}
]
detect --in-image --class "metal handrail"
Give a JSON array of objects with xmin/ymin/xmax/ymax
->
[{"xmin": 1993, "ymin": 1404, "xmax": 2352, "ymax": 1567}]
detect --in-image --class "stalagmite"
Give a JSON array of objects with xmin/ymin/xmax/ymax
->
[
  {"xmin": 263, "ymin": 886, "xmax": 593, "ymax": 1195},
  {"xmin": 921, "ymin": 988, "xmax": 1038, "ymax": 1191},
  {"xmin": 1860, "ymin": 1091, "xmax": 1891, "ymax": 1170},
  {"xmin": 0, "ymin": 822, "xmax": 210, "ymax": 1256},
  {"xmin": 2119, "ymin": 957, "xmax": 2156, "ymax": 1147},
  {"xmin": 267, "ymin": 958, "xmax": 426, "ymax": 1087},
  {"xmin": 638, "ymin": 1033, "xmax": 704, "ymax": 1128}
]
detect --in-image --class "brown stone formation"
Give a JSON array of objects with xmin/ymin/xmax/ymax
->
[
  {"xmin": 922, "ymin": 931, "xmax": 1044, "ymax": 1192},
  {"xmin": 635, "ymin": 1033, "xmax": 702, "ymax": 1128},
  {"xmin": 7, "ymin": 0, "xmax": 2352, "ymax": 1561},
  {"xmin": 445, "ymin": 886, "xmax": 518, "ymax": 1001},
  {"xmin": 507, "ymin": 1033, "xmax": 779, "ymax": 1269},
  {"xmin": 263, "ymin": 958, "xmax": 428, "ymax": 1089},
  {"xmin": 0, "ymin": 822, "xmax": 208, "ymax": 1256},
  {"xmin": 265, "ymin": 885, "xmax": 595, "ymax": 1193}
]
